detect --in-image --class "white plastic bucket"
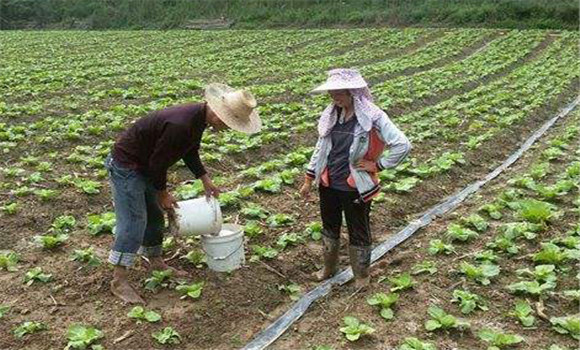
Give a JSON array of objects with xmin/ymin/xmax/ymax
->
[
  {"xmin": 202, "ymin": 224, "xmax": 245, "ymax": 272},
  {"xmin": 174, "ymin": 197, "xmax": 223, "ymax": 236}
]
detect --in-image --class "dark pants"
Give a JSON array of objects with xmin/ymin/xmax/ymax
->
[{"xmin": 319, "ymin": 186, "xmax": 372, "ymax": 247}]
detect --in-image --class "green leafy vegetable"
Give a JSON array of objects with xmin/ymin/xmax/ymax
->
[
  {"xmin": 516, "ymin": 264, "xmax": 557, "ymax": 283},
  {"xmin": 474, "ymin": 250, "xmax": 499, "ymax": 263},
  {"xmin": 398, "ymin": 337, "xmax": 436, "ymax": 350},
  {"xmin": 253, "ymin": 177, "xmax": 283, "ymax": 193},
  {"xmin": 446, "ymin": 223, "xmax": 479, "ymax": 242},
  {"xmin": 388, "ymin": 273, "xmax": 415, "ymax": 292},
  {"xmin": 13, "ymin": 321, "xmax": 47, "ymax": 338},
  {"xmin": 424, "ymin": 305, "xmax": 470, "ymax": 332},
  {"xmin": 127, "ymin": 306, "xmax": 161, "ymax": 323},
  {"xmin": 250, "ymin": 245, "xmax": 278, "ymax": 261},
  {"xmin": 73, "ymin": 179, "xmax": 101, "ymax": 194},
  {"xmin": 175, "ymin": 182, "xmax": 203, "ymax": 200},
  {"xmin": 516, "ymin": 200, "xmax": 560, "ymax": 224},
  {"xmin": 305, "ymin": 221, "xmax": 323, "ymax": 241},
  {"xmin": 507, "ymin": 280, "xmax": 556, "ymax": 296},
  {"xmin": 70, "ymin": 247, "xmax": 101, "ymax": 266},
  {"xmin": 411, "ymin": 261, "xmax": 437, "ymax": 275},
  {"xmin": 175, "ymin": 281, "xmax": 204, "ymax": 300},
  {"xmin": 87, "ymin": 212, "xmax": 116, "ymax": 236},
  {"xmin": 23, "ymin": 267, "xmax": 53, "ymax": 286},
  {"xmin": 152, "ymin": 327, "xmax": 181, "ymax": 345},
  {"xmin": 34, "ymin": 232, "xmax": 68, "ymax": 249},
  {"xmin": 500, "ymin": 222, "xmax": 543, "ymax": 241},
  {"xmin": 339, "ymin": 316, "xmax": 375, "ymax": 341},
  {"xmin": 550, "ymin": 315, "xmax": 579, "ymax": 340},
  {"xmin": 144, "ymin": 269, "xmax": 173, "ymax": 292},
  {"xmin": 480, "ymin": 203, "xmax": 503, "ymax": 220},
  {"xmin": 218, "ymin": 191, "xmax": 241, "ymax": 208},
  {"xmin": 0, "ymin": 251, "xmax": 19, "ymax": 271},
  {"xmin": 428, "ymin": 239, "xmax": 455, "ymax": 255},
  {"xmin": 276, "ymin": 233, "xmax": 304, "ymax": 250},
  {"xmin": 533, "ymin": 243, "xmax": 571, "ymax": 265},
  {"xmin": 460, "ymin": 214, "xmax": 489, "ymax": 232},
  {"xmin": 267, "ymin": 213, "xmax": 294, "ymax": 227},
  {"xmin": 367, "ymin": 292, "xmax": 399, "ymax": 320},
  {"xmin": 487, "ymin": 234, "xmax": 519, "ymax": 255},
  {"xmin": 385, "ymin": 176, "xmax": 421, "ymax": 193},
  {"xmin": 0, "ymin": 305, "xmax": 10, "ymax": 319},
  {"xmin": 278, "ymin": 283, "xmax": 301, "ymax": 301},
  {"xmin": 244, "ymin": 220, "xmax": 263, "ymax": 239},
  {"xmin": 508, "ymin": 300, "xmax": 535, "ymax": 327},
  {"xmin": 2, "ymin": 202, "xmax": 19, "ymax": 215},
  {"xmin": 477, "ymin": 328, "xmax": 524, "ymax": 350},
  {"xmin": 241, "ymin": 203, "xmax": 269, "ymax": 219},
  {"xmin": 183, "ymin": 250, "xmax": 206, "ymax": 268},
  {"xmin": 65, "ymin": 324, "xmax": 104, "ymax": 350},
  {"xmin": 51, "ymin": 215, "xmax": 76, "ymax": 233},
  {"xmin": 34, "ymin": 189, "xmax": 58, "ymax": 201},
  {"xmin": 459, "ymin": 262, "xmax": 500, "ymax": 285},
  {"xmin": 451, "ymin": 289, "xmax": 488, "ymax": 314}
]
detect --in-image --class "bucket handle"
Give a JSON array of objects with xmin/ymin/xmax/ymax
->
[
  {"xmin": 203, "ymin": 239, "xmax": 244, "ymax": 261},
  {"xmin": 209, "ymin": 196, "xmax": 221, "ymax": 228}
]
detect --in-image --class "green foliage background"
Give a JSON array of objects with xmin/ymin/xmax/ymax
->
[{"xmin": 0, "ymin": 0, "xmax": 578, "ymax": 30}]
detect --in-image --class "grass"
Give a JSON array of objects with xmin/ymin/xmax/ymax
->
[{"xmin": 0, "ymin": 0, "xmax": 578, "ymax": 30}]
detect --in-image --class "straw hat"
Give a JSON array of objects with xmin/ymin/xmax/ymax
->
[
  {"xmin": 204, "ymin": 83, "xmax": 261, "ymax": 134},
  {"xmin": 311, "ymin": 68, "xmax": 368, "ymax": 93}
]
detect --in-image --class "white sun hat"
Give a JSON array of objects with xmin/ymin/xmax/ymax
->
[
  {"xmin": 204, "ymin": 83, "xmax": 262, "ymax": 134},
  {"xmin": 311, "ymin": 68, "xmax": 368, "ymax": 93}
]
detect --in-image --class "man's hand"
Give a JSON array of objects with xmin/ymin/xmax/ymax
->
[
  {"xmin": 299, "ymin": 177, "xmax": 313, "ymax": 200},
  {"xmin": 200, "ymin": 174, "xmax": 221, "ymax": 199},
  {"xmin": 357, "ymin": 159, "xmax": 379, "ymax": 173},
  {"xmin": 157, "ymin": 190, "xmax": 178, "ymax": 211}
]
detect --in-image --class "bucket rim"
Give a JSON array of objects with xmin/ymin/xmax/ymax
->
[{"xmin": 202, "ymin": 223, "xmax": 244, "ymax": 242}]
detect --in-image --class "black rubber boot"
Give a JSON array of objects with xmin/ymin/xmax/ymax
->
[
  {"xmin": 349, "ymin": 245, "xmax": 371, "ymax": 289},
  {"xmin": 313, "ymin": 235, "xmax": 340, "ymax": 281}
]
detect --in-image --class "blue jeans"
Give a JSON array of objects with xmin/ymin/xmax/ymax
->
[{"xmin": 105, "ymin": 155, "xmax": 165, "ymax": 267}]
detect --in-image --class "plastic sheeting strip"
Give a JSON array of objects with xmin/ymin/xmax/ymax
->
[{"xmin": 242, "ymin": 96, "xmax": 580, "ymax": 350}]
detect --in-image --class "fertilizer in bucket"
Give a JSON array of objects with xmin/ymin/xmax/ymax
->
[{"xmin": 202, "ymin": 223, "xmax": 245, "ymax": 272}]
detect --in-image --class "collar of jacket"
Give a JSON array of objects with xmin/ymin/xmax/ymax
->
[{"xmin": 318, "ymin": 103, "xmax": 373, "ymax": 137}]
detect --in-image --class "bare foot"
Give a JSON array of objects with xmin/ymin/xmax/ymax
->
[
  {"xmin": 110, "ymin": 279, "xmax": 145, "ymax": 304},
  {"xmin": 311, "ymin": 267, "xmax": 336, "ymax": 282},
  {"xmin": 148, "ymin": 257, "xmax": 188, "ymax": 278}
]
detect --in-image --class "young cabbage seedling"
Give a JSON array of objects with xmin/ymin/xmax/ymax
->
[{"xmin": 339, "ymin": 316, "xmax": 375, "ymax": 341}]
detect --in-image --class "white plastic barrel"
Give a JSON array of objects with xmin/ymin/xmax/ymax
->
[
  {"xmin": 174, "ymin": 197, "xmax": 223, "ymax": 236},
  {"xmin": 202, "ymin": 224, "xmax": 245, "ymax": 272}
]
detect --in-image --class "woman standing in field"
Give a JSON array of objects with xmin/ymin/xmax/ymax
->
[{"xmin": 300, "ymin": 69, "xmax": 411, "ymax": 288}]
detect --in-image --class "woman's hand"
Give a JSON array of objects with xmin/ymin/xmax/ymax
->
[
  {"xmin": 357, "ymin": 159, "xmax": 379, "ymax": 173},
  {"xmin": 299, "ymin": 178, "xmax": 313, "ymax": 200},
  {"xmin": 200, "ymin": 174, "xmax": 221, "ymax": 199},
  {"xmin": 157, "ymin": 190, "xmax": 178, "ymax": 211}
]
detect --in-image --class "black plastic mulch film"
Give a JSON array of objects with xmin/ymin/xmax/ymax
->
[{"xmin": 242, "ymin": 95, "xmax": 580, "ymax": 350}]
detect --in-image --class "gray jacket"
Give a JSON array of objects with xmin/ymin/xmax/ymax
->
[{"xmin": 306, "ymin": 106, "xmax": 411, "ymax": 201}]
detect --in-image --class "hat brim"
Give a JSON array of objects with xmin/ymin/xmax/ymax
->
[
  {"xmin": 311, "ymin": 81, "xmax": 368, "ymax": 94},
  {"xmin": 205, "ymin": 83, "xmax": 262, "ymax": 134}
]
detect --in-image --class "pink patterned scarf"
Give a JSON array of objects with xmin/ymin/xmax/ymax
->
[{"xmin": 317, "ymin": 87, "xmax": 387, "ymax": 137}]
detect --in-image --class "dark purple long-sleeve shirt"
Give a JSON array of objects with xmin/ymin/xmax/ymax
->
[{"xmin": 112, "ymin": 102, "xmax": 207, "ymax": 190}]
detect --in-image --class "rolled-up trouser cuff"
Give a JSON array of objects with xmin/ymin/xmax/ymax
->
[
  {"xmin": 108, "ymin": 251, "xmax": 136, "ymax": 267},
  {"xmin": 138, "ymin": 245, "xmax": 163, "ymax": 257}
]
